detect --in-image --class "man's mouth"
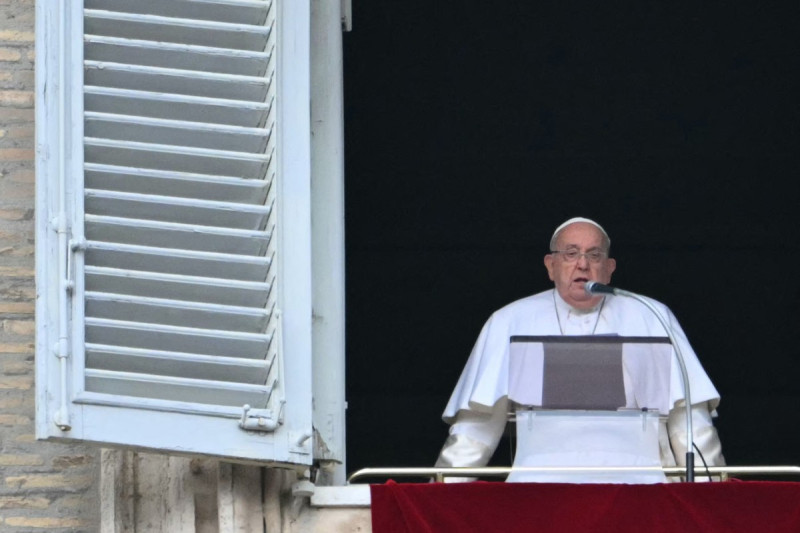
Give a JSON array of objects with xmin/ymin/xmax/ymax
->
[{"xmin": 574, "ymin": 277, "xmax": 589, "ymax": 284}]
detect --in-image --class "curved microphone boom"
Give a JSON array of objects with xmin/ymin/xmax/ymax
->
[{"xmin": 584, "ymin": 280, "xmax": 697, "ymax": 482}]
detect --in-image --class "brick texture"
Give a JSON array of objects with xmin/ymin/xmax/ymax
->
[{"xmin": 1, "ymin": 2, "xmax": 100, "ymax": 531}]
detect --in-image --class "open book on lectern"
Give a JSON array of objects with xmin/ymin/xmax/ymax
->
[{"xmin": 508, "ymin": 335, "xmax": 674, "ymax": 415}]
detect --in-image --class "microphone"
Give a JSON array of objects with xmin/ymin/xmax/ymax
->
[
  {"xmin": 584, "ymin": 281, "xmax": 617, "ymax": 295},
  {"xmin": 583, "ymin": 280, "xmax": 697, "ymax": 482}
]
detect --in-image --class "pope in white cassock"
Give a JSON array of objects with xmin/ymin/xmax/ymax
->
[{"xmin": 435, "ymin": 217, "xmax": 726, "ymax": 483}]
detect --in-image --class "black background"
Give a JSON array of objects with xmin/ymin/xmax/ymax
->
[{"xmin": 342, "ymin": 2, "xmax": 800, "ymax": 475}]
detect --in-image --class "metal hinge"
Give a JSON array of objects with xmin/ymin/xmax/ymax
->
[{"xmin": 238, "ymin": 404, "xmax": 280, "ymax": 432}]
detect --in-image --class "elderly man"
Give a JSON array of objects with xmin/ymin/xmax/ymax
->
[{"xmin": 436, "ymin": 217, "xmax": 725, "ymax": 482}]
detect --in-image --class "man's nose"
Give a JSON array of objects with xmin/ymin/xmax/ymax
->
[{"xmin": 576, "ymin": 254, "xmax": 590, "ymax": 268}]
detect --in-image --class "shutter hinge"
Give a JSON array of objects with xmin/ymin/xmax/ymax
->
[{"xmin": 50, "ymin": 215, "xmax": 77, "ymax": 432}]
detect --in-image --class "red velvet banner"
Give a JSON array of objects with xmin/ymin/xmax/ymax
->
[{"xmin": 371, "ymin": 480, "xmax": 800, "ymax": 533}]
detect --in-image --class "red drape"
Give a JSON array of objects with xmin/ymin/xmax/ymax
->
[{"xmin": 370, "ymin": 480, "xmax": 800, "ymax": 533}]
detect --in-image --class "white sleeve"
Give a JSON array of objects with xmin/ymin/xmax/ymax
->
[
  {"xmin": 434, "ymin": 398, "xmax": 508, "ymax": 483},
  {"xmin": 667, "ymin": 400, "xmax": 726, "ymax": 481}
]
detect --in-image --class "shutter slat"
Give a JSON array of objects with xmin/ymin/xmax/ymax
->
[
  {"xmin": 84, "ymin": 164, "xmax": 270, "ymax": 203},
  {"xmin": 84, "ymin": 61, "xmax": 270, "ymax": 102},
  {"xmin": 85, "ymin": 215, "xmax": 271, "ymax": 255},
  {"xmin": 85, "ymin": 369, "xmax": 273, "ymax": 407},
  {"xmin": 84, "ymin": 87, "xmax": 271, "ymax": 127},
  {"xmin": 85, "ymin": 267, "xmax": 271, "ymax": 307},
  {"xmin": 86, "ymin": 318, "xmax": 272, "ymax": 359},
  {"xmin": 85, "ymin": 242, "xmax": 271, "ymax": 282},
  {"xmin": 85, "ymin": 36, "xmax": 270, "ymax": 76},
  {"xmin": 85, "ymin": 0, "xmax": 271, "ymax": 26},
  {"xmin": 84, "ymin": 138, "xmax": 271, "ymax": 178},
  {"xmin": 85, "ymin": 189, "xmax": 271, "ymax": 230},
  {"xmin": 86, "ymin": 291, "xmax": 271, "ymax": 333},
  {"xmin": 86, "ymin": 344, "xmax": 271, "ymax": 385},
  {"xmin": 84, "ymin": 10, "xmax": 271, "ymax": 51},
  {"xmin": 85, "ymin": 112, "xmax": 271, "ymax": 152}
]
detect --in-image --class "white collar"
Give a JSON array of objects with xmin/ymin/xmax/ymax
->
[{"xmin": 552, "ymin": 289, "xmax": 604, "ymax": 318}]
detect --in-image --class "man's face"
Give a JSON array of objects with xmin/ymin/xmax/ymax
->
[{"xmin": 543, "ymin": 222, "xmax": 617, "ymax": 310}]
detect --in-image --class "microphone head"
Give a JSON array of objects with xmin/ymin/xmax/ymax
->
[
  {"xmin": 585, "ymin": 281, "xmax": 615, "ymax": 295},
  {"xmin": 584, "ymin": 281, "xmax": 598, "ymax": 295}
]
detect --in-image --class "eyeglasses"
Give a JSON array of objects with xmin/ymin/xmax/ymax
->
[{"xmin": 550, "ymin": 249, "xmax": 607, "ymax": 264}]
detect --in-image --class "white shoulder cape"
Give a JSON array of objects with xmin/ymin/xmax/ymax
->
[{"xmin": 442, "ymin": 290, "xmax": 720, "ymax": 423}]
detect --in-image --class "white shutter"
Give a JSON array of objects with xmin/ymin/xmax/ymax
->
[{"xmin": 35, "ymin": 0, "xmax": 314, "ymax": 466}]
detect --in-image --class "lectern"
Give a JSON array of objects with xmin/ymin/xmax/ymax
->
[{"xmin": 507, "ymin": 335, "xmax": 673, "ymax": 483}]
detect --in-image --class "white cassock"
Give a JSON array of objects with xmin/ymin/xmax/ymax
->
[{"xmin": 436, "ymin": 289, "xmax": 726, "ymax": 483}]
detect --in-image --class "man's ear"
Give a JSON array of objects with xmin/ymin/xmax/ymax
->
[
  {"xmin": 606, "ymin": 258, "xmax": 617, "ymax": 280},
  {"xmin": 543, "ymin": 254, "xmax": 555, "ymax": 281}
]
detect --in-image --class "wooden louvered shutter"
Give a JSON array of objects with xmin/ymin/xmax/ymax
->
[{"xmin": 36, "ymin": 0, "xmax": 314, "ymax": 466}]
